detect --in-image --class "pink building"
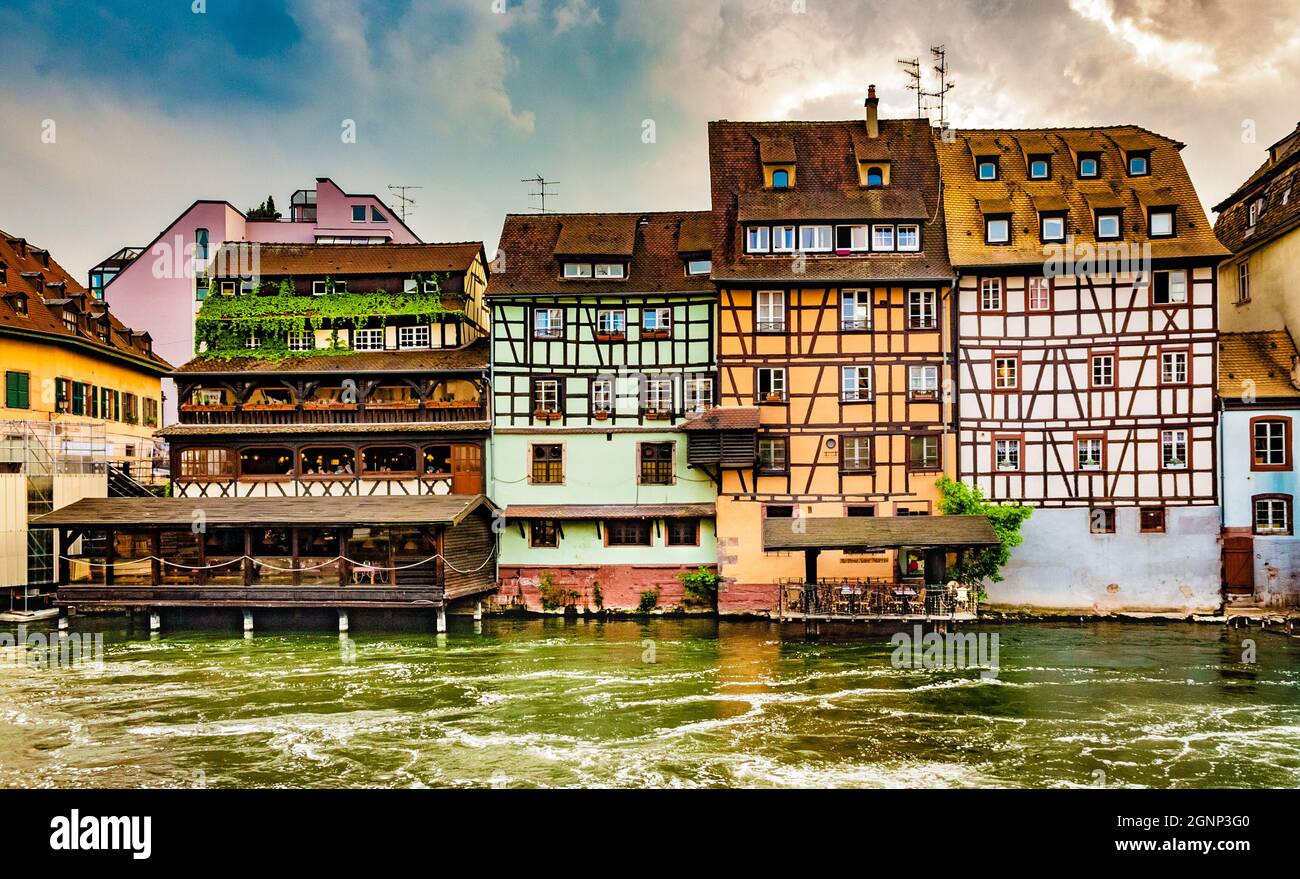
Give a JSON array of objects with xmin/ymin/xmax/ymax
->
[{"xmin": 93, "ymin": 178, "xmax": 420, "ymax": 424}]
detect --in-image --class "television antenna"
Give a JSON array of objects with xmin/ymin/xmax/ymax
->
[
  {"xmin": 921, "ymin": 45, "xmax": 956, "ymax": 130},
  {"xmin": 897, "ymin": 57, "xmax": 924, "ymax": 119},
  {"xmin": 522, "ymin": 174, "xmax": 559, "ymax": 213},
  {"xmin": 386, "ymin": 185, "xmax": 422, "ymax": 222}
]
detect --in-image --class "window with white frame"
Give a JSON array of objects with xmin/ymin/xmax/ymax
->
[
  {"xmin": 533, "ymin": 379, "xmax": 561, "ymax": 415},
  {"xmin": 746, "ymin": 226, "xmax": 771, "ymax": 253},
  {"xmin": 563, "ymin": 262, "xmax": 593, "ymax": 278},
  {"xmin": 596, "ymin": 309, "xmax": 626, "ymax": 336},
  {"xmin": 985, "ymin": 217, "xmax": 1010, "ymax": 244},
  {"xmin": 896, "ymin": 224, "xmax": 920, "ymax": 251},
  {"xmin": 684, "ymin": 376, "xmax": 714, "ymax": 414},
  {"xmin": 1253, "ymin": 419, "xmax": 1288, "ymax": 467},
  {"xmin": 994, "ymin": 355, "xmax": 1019, "ymax": 390},
  {"xmin": 1149, "ymin": 209, "xmax": 1174, "ymax": 237},
  {"xmin": 353, "ymin": 327, "xmax": 384, "ymax": 351},
  {"xmin": 245, "ymin": 332, "xmax": 260, "ymax": 349},
  {"xmin": 591, "ymin": 378, "xmax": 613, "ymax": 414},
  {"xmin": 871, "ymin": 225, "xmax": 895, "ymax": 251},
  {"xmin": 403, "ymin": 278, "xmax": 419, "ymax": 294},
  {"xmin": 1153, "ymin": 270, "xmax": 1187, "ymax": 305},
  {"xmin": 834, "ymin": 225, "xmax": 868, "ymax": 251},
  {"xmin": 908, "ymin": 289, "xmax": 936, "ymax": 329},
  {"xmin": 841, "ymin": 290, "xmax": 871, "ymax": 330},
  {"xmin": 644, "ymin": 376, "xmax": 674, "ymax": 413},
  {"xmin": 841, "ymin": 365, "xmax": 873, "ymax": 402},
  {"xmin": 994, "ymin": 438, "xmax": 1021, "ymax": 471},
  {"xmin": 643, "ymin": 307, "xmax": 672, "ymax": 334},
  {"xmin": 909, "ymin": 365, "xmax": 939, "ymax": 398},
  {"xmin": 1041, "ymin": 214, "xmax": 1066, "ymax": 242},
  {"xmin": 1091, "ymin": 353, "xmax": 1114, "ymax": 387},
  {"xmin": 287, "ymin": 331, "xmax": 314, "ymax": 351},
  {"xmin": 758, "ymin": 437, "xmax": 788, "ymax": 472},
  {"xmin": 1027, "ymin": 277, "xmax": 1051, "ymax": 311},
  {"xmin": 1255, "ymin": 496, "xmax": 1291, "ymax": 534},
  {"xmin": 757, "ymin": 367, "xmax": 786, "ymax": 402},
  {"xmin": 799, "ymin": 225, "xmax": 832, "ymax": 252},
  {"xmin": 842, "ymin": 436, "xmax": 872, "ymax": 471},
  {"xmin": 772, "ymin": 225, "xmax": 796, "ymax": 252},
  {"xmin": 398, "ymin": 325, "xmax": 431, "ymax": 349},
  {"xmin": 1237, "ymin": 259, "xmax": 1250, "ymax": 303},
  {"xmin": 1161, "ymin": 429, "xmax": 1188, "ymax": 469},
  {"xmin": 1077, "ymin": 436, "xmax": 1104, "ymax": 471},
  {"xmin": 757, "ymin": 290, "xmax": 785, "ymax": 332},
  {"xmin": 1096, "ymin": 211, "xmax": 1122, "ymax": 240},
  {"xmin": 594, "ymin": 263, "xmax": 626, "ymax": 279},
  {"xmin": 686, "ymin": 259, "xmax": 711, "ymax": 276},
  {"xmin": 980, "ymin": 277, "xmax": 1003, "ymax": 311},
  {"xmin": 1160, "ymin": 350, "xmax": 1188, "ymax": 384},
  {"xmin": 534, "ymin": 308, "xmax": 564, "ymax": 339}
]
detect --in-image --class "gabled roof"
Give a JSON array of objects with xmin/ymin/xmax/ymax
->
[
  {"xmin": 680, "ymin": 406, "xmax": 760, "ymax": 431},
  {"xmin": 935, "ymin": 125, "xmax": 1228, "ymax": 267},
  {"xmin": 1213, "ymin": 123, "xmax": 1300, "ymax": 254},
  {"xmin": 1218, "ymin": 331, "xmax": 1300, "ymax": 402},
  {"xmin": 208, "ymin": 241, "xmax": 484, "ymax": 278},
  {"xmin": 487, "ymin": 211, "xmax": 713, "ymax": 297}
]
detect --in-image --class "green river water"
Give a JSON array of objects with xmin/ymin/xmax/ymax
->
[{"xmin": 0, "ymin": 618, "xmax": 1297, "ymax": 788}]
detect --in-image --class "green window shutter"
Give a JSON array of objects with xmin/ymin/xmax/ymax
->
[{"xmin": 71, "ymin": 381, "xmax": 85, "ymax": 416}]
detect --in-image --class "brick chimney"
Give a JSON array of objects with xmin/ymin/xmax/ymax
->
[{"xmin": 865, "ymin": 85, "xmax": 879, "ymax": 139}]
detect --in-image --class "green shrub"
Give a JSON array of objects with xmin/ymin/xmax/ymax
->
[
  {"xmin": 677, "ymin": 566, "xmax": 720, "ymax": 607},
  {"xmin": 637, "ymin": 590, "xmax": 659, "ymax": 613}
]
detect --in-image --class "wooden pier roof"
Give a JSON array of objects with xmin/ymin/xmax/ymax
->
[
  {"xmin": 764, "ymin": 515, "xmax": 999, "ymax": 551},
  {"xmin": 503, "ymin": 503, "xmax": 715, "ymax": 520}
]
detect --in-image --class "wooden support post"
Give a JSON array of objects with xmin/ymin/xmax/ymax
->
[
  {"xmin": 57, "ymin": 528, "xmax": 71, "ymax": 587},
  {"xmin": 150, "ymin": 529, "xmax": 162, "ymax": 585},
  {"xmin": 149, "ymin": 610, "xmax": 161, "ymax": 632},
  {"xmin": 243, "ymin": 528, "xmax": 253, "ymax": 587},
  {"xmin": 104, "ymin": 528, "xmax": 115, "ymax": 586},
  {"xmin": 291, "ymin": 528, "xmax": 301, "ymax": 588},
  {"xmin": 338, "ymin": 610, "xmax": 349, "ymax": 633},
  {"xmin": 803, "ymin": 549, "xmax": 820, "ymax": 585},
  {"xmin": 436, "ymin": 606, "xmax": 447, "ymax": 634},
  {"xmin": 473, "ymin": 600, "xmax": 483, "ymax": 621},
  {"xmin": 243, "ymin": 609, "xmax": 254, "ymax": 633},
  {"xmin": 195, "ymin": 528, "xmax": 207, "ymax": 587}
]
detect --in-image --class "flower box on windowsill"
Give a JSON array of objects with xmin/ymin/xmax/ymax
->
[
  {"xmin": 243, "ymin": 403, "xmax": 297, "ymax": 411},
  {"xmin": 641, "ymin": 330, "xmax": 671, "ymax": 341},
  {"xmin": 424, "ymin": 400, "xmax": 480, "ymax": 409},
  {"xmin": 909, "ymin": 390, "xmax": 938, "ymax": 401},
  {"xmin": 763, "ymin": 393, "xmax": 786, "ymax": 404},
  {"xmin": 534, "ymin": 410, "xmax": 563, "ymax": 422},
  {"xmin": 365, "ymin": 401, "xmax": 421, "ymax": 410},
  {"xmin": 592, "ymin": 410, "xmax": 611, "ymax": 421},
  {"xmin": 304, "ymin": 402, "xmax": 358, "ymax": 410},
  {"xmin": 643, "ymin": 410, "xmax": 672, "ymax": 421},
  {"xmin": 181, "ymin": 403, "xmax": 235, "ymax": 412},
  {"xmin": 595, "ymin": 332, "xmax": 626, "ymax": 342}
]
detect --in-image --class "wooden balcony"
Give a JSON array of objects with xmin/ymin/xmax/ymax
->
[
  {"xmin": 776, "ymin": 577, "xmax": 979, "ymax": 621},
  {"xmin": 179, "ymin": 400, "xmax": 486, "ymax": 426},
  {"xmin": 57, "ymin": 584, "xmax": 444, "ymax": 610}
]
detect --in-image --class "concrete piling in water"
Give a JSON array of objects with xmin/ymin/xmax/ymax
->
[
  {"xmin": 57, "ymin": 615, "xmax": 68, "ymax": 631},
  {"xmin": 243, "ymin": 610, "xmax": 254, "ymax": 633},
  {"xmin": 473, "ymin": 600, "xmax": 483, "ymax": 622},
  {"xmin": 436, "ymin": 607, "xmax": 447, "ymax": 634},
  {"xmin": 150, "ymin": 611, "xmax": 161, "ymax": 632},
  {"xmin": 338, "ymin": 610, "xmax": 349, "ymax": 633}
]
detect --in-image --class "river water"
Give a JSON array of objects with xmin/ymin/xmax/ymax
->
[{"xmin": 0, "ymin": 618, "xmax": 1296, "ymax": 788}]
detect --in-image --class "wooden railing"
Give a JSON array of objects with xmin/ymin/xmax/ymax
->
[
  {"xmin": 776, "ymin": 578, "xmax": 979, "ymax": 618},
  {"xmin": 180, "ymin": 401, "xmax": 487, "ymax": 426}
]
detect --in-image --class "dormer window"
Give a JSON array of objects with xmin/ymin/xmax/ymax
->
[
  {"xmin": 1095, "ymin": 210, "xmax": 1122, "ymax": 240},
  {"xmin": 798, "ymin": 225, "xmax": 832, "ymax": 252},
  {"xmin": 1078, "ymin": 153, "xmax": 1101, "ymax": 178},
  {"xmin": 1148, "ymin": 207, "xmax": 1176, "ymax": 238},
  {"xmin": 594, "ymin": 263, "xmax": 625, "ymax": 279},
  {"xmin": 1126, "ymin": 151, "xmax": 1151, "ymax": 176},
  {"xmin": 1040, "ymin": 213, "xmax": 1066, "ymax": 243},
  {"xmin": 772, "ymin": 225, "xmax": 795, "ymax": 252},
  {"xmin": 976, "ymin": 157, "xmax": 999, "ymax": 181},
  {"xmin": 985, "ymin": 216, "xmax": 1011, "ymax": 245},
  {"xmin": 866, "ymin": 166, "xmax": 884, "ymax": 187},
  {"xmin": 370, "ymin": 207, "xmax": 385, "ymax": 222},
  {"xmin": 1028, "ymin": 155, "xmax": 1051, "ymax": 180},
  {"xmin": 685, "ymin": 258, "xmax": 711, "ymax": 276},
  {"xmin": 351, "ymin": 205, "xmax": 366, "ymax": 222},
  {"xmin": 12, "ymin": 294, "xmax": 27, "ymax": 317},
  {"xmin": 0, "ymin": 263, "xmax": 6, "ymax": 285},
  {"xmin": 772, "ymin": 169, "xmax": 790, "ymax": 189},
  {"xmin": 745, "ymin": 227, "xmax": 770, "ymax": 254},
  {"xmin": 563, "ymin": 262, "xmax": 594, "ymax": 278},
  {"xmin": 62, "ymin": 309, "xmax": 78, "ymax": 333},
  {"xmin": 896, "ymin": 224, "xmax": 920, "ymax": 252},
  {"xmin": 1248, "ymin": 196, "xmax": 1265, "ymax": 227}
]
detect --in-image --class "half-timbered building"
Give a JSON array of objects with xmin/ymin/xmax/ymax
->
[
  {"xmin": 935, "ymin": 125, "xmax": 1229, "ymax": 612},
  {"xmin": 699, "ymin": 89, "xmax": 957, "ymax": 615},
  {"xmin": 488, "ymin": 211, "xmax": 718, "ymax": 611}
]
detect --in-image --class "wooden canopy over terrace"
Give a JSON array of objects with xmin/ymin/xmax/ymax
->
[
  {"xmin": 34, "ymin": 495, "xmax": 495, "ymax": 528},
  {"xmin": 763, "ymin": 515, "xmax": 999, "ymax": 552}
]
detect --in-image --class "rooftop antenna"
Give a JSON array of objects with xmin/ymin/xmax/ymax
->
[
  {"xmin": 387, "ymin": 185, "xmax": 422, "ymax": 223},
  {"xmin": 922, "ymin": 44, "xmax": 956, "ymax": 130},
  {"xmin": 522, "ymin": 174, "xmax": 559, "ymax": 213},
  {"xmin": 897, "ymin": 56, "xmax": 923, "ymax": 119}
]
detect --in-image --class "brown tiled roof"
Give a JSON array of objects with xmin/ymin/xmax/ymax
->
[
  {"xmin": 680, "ymin": 406, "xmax": 761, "ymax": 431},
  {"xmin": 763, "ymin": 515, "xmax": 999, "ymax": 550},
  {"xmin": 209, "ymin": 241, "xmax": 484, "ymax": 278},
  {"xmin": 502, "ymin": 503, "xmax": 715, "ymax": 520},
  {"xmin": 174, "ymin": 338, "xmax": 489, "ymax": 374},
  {"xmin": 158, "ymin": 421, "xmax": 490, "ymax": 437},
  {"xmin": 708, "ymin": 117, "xmax": 952, "ymax": 283},
  {"xmin": 935, "ymin": 126, "xmax": 1228, "ymax": 267},
  {"xmin": 0, "ymin": 229, "xmax": 170, "ymax": 372},
  {"xmin": 676, "ymin": 214, "xmax": 712, "ymax": 254},
  {"xmin": 1218, "ymin": 331, "xmax": 1300, "ymax": 401},
  {"xmin": 487, "ymin": 211, "xmax": 713, "ymax": 297},
  {"xmin": 1213, "ymin": 124, "xmax": 1300, "ymax": 254},
  {"xmin": 552, "ymin": 215, "xmax": 637, "ymax": 256}
]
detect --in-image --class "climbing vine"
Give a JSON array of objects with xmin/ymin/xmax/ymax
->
[{"xmin": 193, "ymin": 274, "xmax": 463, "ymax": 360}]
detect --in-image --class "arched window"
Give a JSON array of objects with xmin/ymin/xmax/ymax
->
[
  {"xmin": 772, "ymin": 169, "xmax": 789, "ymax": 189},
  {"xmin": 867, "ymin": 167, "xmax": 884, "ymax": 186}
]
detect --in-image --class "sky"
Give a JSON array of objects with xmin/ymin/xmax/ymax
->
[{"xmin": 0, "ymin": 0, "xmax": 1296, "ymax": 279}]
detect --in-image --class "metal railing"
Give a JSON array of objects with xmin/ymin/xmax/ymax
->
[{"xmin": 777, "ymin": 577, "xmax": 979, "ymax": 618}]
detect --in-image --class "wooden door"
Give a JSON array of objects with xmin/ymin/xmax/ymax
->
[
  {"xmin": 451, "ymin": 444, "xmax": 484, "ymax": 495},
  {"xmin": 1223, "ymin": 536, "xmax": 1254, "ymax": 596}
]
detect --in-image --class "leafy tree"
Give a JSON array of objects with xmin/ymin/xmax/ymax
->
[
  {"xmin": 246, "ymin": 196, "xmax": 281, "ymax": 220},
  {"xmin": 936, "ymin": 475, "xmax": 1032, "ymax": 588}
]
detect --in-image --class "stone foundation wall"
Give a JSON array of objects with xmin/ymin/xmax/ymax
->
[{"xmin": 497, "ymin": 564, "xmax": 712, "ymax": 612}]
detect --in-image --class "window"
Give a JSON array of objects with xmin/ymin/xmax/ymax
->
[
  {"xmin": 239, "ymin": 447, "xmax": 294, "ymax": 479},
  {"xmin": 985, "ymin": 217, "xmax": 1010, "ymax": 244},
  {"xmin": 686, "ymin": 259, "xmax": 711, "ymax": 276},
  {"xmin": 909, "ymin": 365, "xmax": 939, "ymax": 399},
  {"xmin": 220, "ymin": 280, "xmax": 238, "ymax": 296},
  {"xmin": 980, "ymin": 278, "xmax": 1003, "ymax": 311},
  {"xmin": 11, "ymin": 293, "xmax": 27, "ymax": 316},
  {"xmin": 287, "ymin": 331, "xmax": 314, "ymax": 351},
  {"xmin": 1041, "ymin": 214, "xmax": 1066, "ymax": 242},
  {"xmin": 1161, "ymin": 429, "xmax": 1188, "ymax": 469},
  {"xmin": 977, "ymin": 158, "xmax": 998, "ymax": 180},
  {"xmin": 841, "ymin": 290, "xmax": 871, "ymax": 330},
  {"xmin": 596, "ymin": 309, "xmax": 626, "ymax": 338},
  {"xmin": 1029, "ymin": 156, "xmax": 1050, "ymax": 179},
  {"xmin": 533, "ymin": 379, "xmax": 562, "ymax": 417},
  {"xmin": 591, "ymin": 378, "xmax": 613, "ymax": 415},
  {"xmin": 756, "ymin": 290, "xmax": 785, "ymax": 332},
  {"xmin": 1027, "ymin": 277, "xmax": 1051, "ymax": 311},
  {"xmin": 300, "ymin": 447, "xmax": 356, "ymax": 478},
  {"xmin": 684, "ymin": 376, "xmax": 714, "ymax": 415},
  {"xmin": 994, "ymin": 437, "xmax": 1022, "ymax": 472},
  {"xmin": 1090, "ymin": 507, "xmax": 1116, "ymax": 534},
  {"xmin": 1160, "ymin": 350, "xmax": 1188, "ymax": 385},
  {"xmin": 1090, "ymin": 352, "xmax": 1115, "ymax": 388},
  {"xmin": 5, "ymin": 371, "xmax": 30, "ymax": 409},
  {"xmin": 1248, "ymin": 197, "xmax": 1264, "ymax": 227},
  {"xmin": 1127, "ymin": 153, "xmax": 1150, "ymax": 176},
  {"xmin": 194, "ymin": 228, "xmax": 210, "ymax": 260},
  {"xmin": 352, "ymin": 205, "xmax": 366, "ymax": 222},
  {"xmin": 765, "ymin": 505, "xmax": 795, "ymax": 518},
  {"xmin": 530, "ymin": 520, "xmax": 559, "ymax": 548},
  {"xmin": 245, "ymin": 332, "xmax": 261, "ymax": 350},
  {"xmin": 62, "ymin": 309, "xmax": 78, "ymax": 333},
  {"xmin": 1237, "ymin": 260, "xmax": 1250, "ymax": 303},
  {"xmin": 994, "ymin": 354, "xmax": 1019, "ymax": 391},
  {"xmin": 758, "ymin": 437, "xmax": 788, "ymax": 472},
  {"xmin": 1254, "ymin": 496, "xmax": 1292, "ymax": 535},
  {"xmin": 746, "ymin": 226, "xmax": 771, "ymax": 253},
  {"xmin": 563, "ymin": 262, "xmax": 593, "ymax": 278},
  {"xmin": 643, "ymin": 376, "xmax": 674, "ymax": 413},
  {"xmin": 54, "ymin": 377, "xmax": 69, "ymax": 413},
  {"xmin": 1077, "ymin": 436, "xmax": 1104, "ymax": 471},
  {"xmin": 666, "ymin": 518, "xmax": 699, "ymax": 546},
  {"xmin": 908, "ymin": 289, "xmax": 936, "ymax": 329},
  {"xmin": 799, "ymin": 225, "xmax": 832, "ymax": 252},
  {"xmin": 1152, "ymin": 270, "xmax": 1187, "ymax": 305},
  {"xmin": 841, "ymin": 366, "xmax": 873, "ymax": 402},
  {"xmin": 397, "ymin": 325, "xmax": 430, "ymax": 349},
  {"xmin": 757, "ymin": 367, "xmax": 786, "ymax": 402},
  {"xmin": 69, "ymin": 381, "xmax": 85, "ymax": 416},
  {"xmin": 180, "ymin": 448, "xmax": 234, "ymax": 480},
  {"xmin": 1252, "ymin": 418, "xmax": 1291, "ymax": 470},
  {"xmin": 842, "ymin": 436, "xmax": 872, "ymax": 472},
  {"xmin": 642, "ymin": 307, "xmax": 672, "ymax": 335},
  {"xmin": 896, "ymin": 224, "xmax": 920, "ymax": 251},
  {"xmin": 423, "ymin": 445, "xmax": 452, "ymax": 475},
  {"xmin": 1140, "ymin": 507, "xmax": 1166, "ymax": 533},
  {"xmin": 607, "ymin": 520, "xmax": 652, "ymax": 546},
  {"xmin": 639, "ymin": 442, "xmax": 675, "ymax": 485},
  {"xmin": 353, "ymin": 327, "xmax": 385, "ymax": 350},
  {"xmin": 1149, "ymin": 208, "xmax": 1174, "ymax": 237},
  {"xmin": 594, "ymin": 263, "xmax": 625, "ymax": 279},
  {"xmin": 908, "ymin": 434, "xmax": 941, "ymax": 471},
  {"xmin": 1079, "ymin": 154, "xmax": 1100, "ymax": 178},
  {"xmin": 835, "ymin": 225, "xmax": 869, "ymax": 251},
  {"xmin": 871, "ymin": 225, "xmax": 895, "ymax": 251},
  {"xmin": 772, "ymin": 169, "xmax": 790, "ymax": 189},
  {"xmin": 866, "ymin": 166, "xmax": 884, "ymax": 186},
  {"xmin": 530, "ymin": 444, "xmax": 564, "ymax": 484},
  {"xmin": 312, "ymin": 280, "xmax": 347, "ymax": 295},
  {"xmin": 772, "ymin": 225, "xmax": 796, "ymax": 252},
  {"xmin": 1096, "ymin": 211, "xmax": 1122, "ymax": 240},
  {"xmin": 534, "ymin": 308, "xmax": 564, "ymax": 339},
  {"xmin": 370, "ymin": 206, "xmax": 385, "ymax": 222},
  {"xmin": 361, "ymin": 446, "xmax": 417, "ymax": 476}
]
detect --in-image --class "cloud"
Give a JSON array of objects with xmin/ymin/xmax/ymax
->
[{"xmin": 553, "ymin": 0, "xmax": 603, "ymax": 35}]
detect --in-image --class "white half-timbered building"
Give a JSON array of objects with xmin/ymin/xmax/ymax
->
[{"xmin": 937, "ymin": 126, "xmax": 1229, "ymax": 612}]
